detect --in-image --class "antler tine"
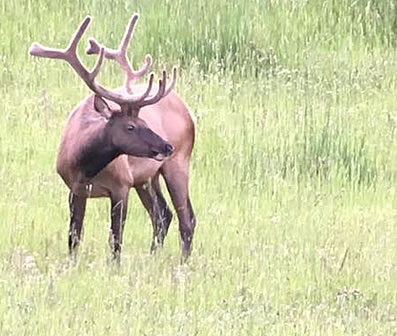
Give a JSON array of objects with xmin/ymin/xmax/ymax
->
[
  {"xmin": 139, "ymin": 70, "xmax": 170, "ymax": 108},
  {"xmin": 89, "ymin": 47, "xmax": 105, "ymax": 81},
  {"xmin": 86, "ymin": 37, "xmax": 117, "ymax": 60},
  {"xmin": 141, "ymin": 68, "xmax": 178, "ymax": 107},
  {"xmin": 29, "ymin": 42, "xmax": 63, "ymax": 59},
  {"xmin": 136, "ymin": 72, "xmax": 155, "ymax": 101},
  {"xmin": 119, "ymin": 13, "xmax": 139, "ymax": 54},
  {"xmin": 67, "ymin": 16, "xmax": 92, "ymax": 54},
  {"xmin": 119, "ymin": 13, "xmax": 153, "ymax": 84},
  {"xmin": 86, "ymin": 13, "xmax": 152, "ymax": 89},
  {"xmin": 163, "ymin": 67, "xmax": 177, "ymax": 96},
  {"xmin": 125, "ymin": 54, "xmax": 153, "ymax": 91}
]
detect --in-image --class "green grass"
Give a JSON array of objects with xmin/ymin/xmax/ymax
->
[{"xmin": 2, "ymin": 0, "xmax": 397, "ymax": 334}]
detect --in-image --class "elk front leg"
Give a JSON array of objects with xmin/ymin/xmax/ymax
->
[
  {"xmin": 109, "ymin": 190, "xmax": 129, "ymax": 261},
  {"xmin": 136, "ymin": 174, "xmax": 173, "ymax": 253},
  {"xmin": 68, "ymin": 192, "xmax": 87, "ymax": 255}
]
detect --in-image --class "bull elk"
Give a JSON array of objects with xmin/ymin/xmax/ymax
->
[{"xmin": 29, "ymin": 14, "xmax": 196, "ymax": 261}]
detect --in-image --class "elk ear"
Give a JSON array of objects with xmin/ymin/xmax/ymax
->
[{"xmin": 94, "ymin": 95, "xmax": 112, "ymax": 119}]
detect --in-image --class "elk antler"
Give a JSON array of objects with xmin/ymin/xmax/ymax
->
[
  {"xmin": 29, "ymin": 16, "xmax": 176, "ymax": 109},
  {"xmin": 86, "ymin": 14, "xmax": 152, "ymax": 92}
]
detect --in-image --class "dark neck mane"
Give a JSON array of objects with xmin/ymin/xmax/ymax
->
[{"xmin": 77, "ymin": 132, "xmax": 121, "ymax": 179}]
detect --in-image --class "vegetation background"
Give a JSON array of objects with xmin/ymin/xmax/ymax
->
[{"xmin": 1, "ymin": 0, "xmax": 397, "ymax": 334}]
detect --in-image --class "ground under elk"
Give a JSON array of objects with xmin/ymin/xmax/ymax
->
[{"xmin": 29, "ymin": 14, "xmax": 196, "ymax": 261}]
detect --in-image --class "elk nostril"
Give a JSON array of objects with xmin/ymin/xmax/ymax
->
[{"xmin": 164, "ymin": 144, "xmax": 174, "ymax": 155}]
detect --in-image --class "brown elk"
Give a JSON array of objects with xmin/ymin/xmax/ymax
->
[{"xmin": 29, "ymin": 14, "xmax": 196, "ymax": 261}]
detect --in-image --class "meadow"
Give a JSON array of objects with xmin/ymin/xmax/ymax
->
[{"xmin": 2, "ymin": 0, "xmax": 397, "ymax": 334}]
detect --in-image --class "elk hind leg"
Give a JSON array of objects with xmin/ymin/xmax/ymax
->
[
  {"xmin": 136, "ymin": 174, "xmax": 173, "ymax": 253},
  {"xmin": 109, "ymin": 190, "xmax": 129, "ymax": 262},
  {"xmin": 161, "ymin": 161, "xmax": 196, "ymax": 261}
]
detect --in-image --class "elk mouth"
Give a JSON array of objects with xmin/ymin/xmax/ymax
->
[
  {"xmin": 152, "ymin": 153, "xmax": 167, "ymax": 161},
  {"xmin": 150, "ymin": 144, "xmax": 174, "ymax": 161},
  {"xmin": 151, "ymin": 152, "xmax": 172, "ymax": 162}
]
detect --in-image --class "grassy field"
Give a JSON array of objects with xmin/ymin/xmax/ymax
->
[{"xmin": 2, "ymin": 0, "xmax": 397, "ymax": 334}]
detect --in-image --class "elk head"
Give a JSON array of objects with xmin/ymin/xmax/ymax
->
[
  {"xmin": 93, "ymin": 94, "xmax": 174, "ymax": 161},
  {"xmin": 29, "ymin": 14, "xmax": 176, "ymax": 161}
]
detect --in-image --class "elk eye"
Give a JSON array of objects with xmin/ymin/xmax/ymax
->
[{"xmin": 127, "ymin": 124, "xmax": 135, "ymax": 131}]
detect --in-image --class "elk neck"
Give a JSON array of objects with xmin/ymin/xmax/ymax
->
[{"xmin": 77, "ymin": 125, "xmax": 121, "ymax": 179}]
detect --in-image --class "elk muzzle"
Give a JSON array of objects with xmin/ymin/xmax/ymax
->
[{"xmin": 151, "ymin": 143, "xmax": 174, "ymax": 161}]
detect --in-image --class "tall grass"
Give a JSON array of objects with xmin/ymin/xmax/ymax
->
[{"xmin": 2, "ymin": 0, "xmax": 397, "ymax": 334}]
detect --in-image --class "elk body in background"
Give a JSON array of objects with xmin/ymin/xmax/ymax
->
[{"xmin": 29, "ymin": 14, "xmax": 196, "ymax": 261}]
